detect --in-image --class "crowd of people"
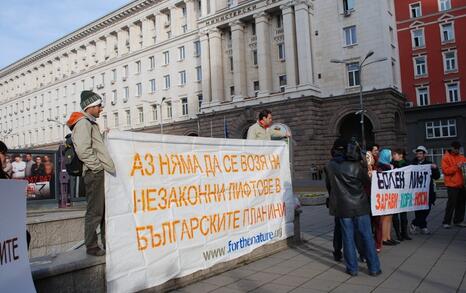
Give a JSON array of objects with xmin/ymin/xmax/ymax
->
[
  {"xmin": 325, "ymin": 138, "xmax": 466, "ymax": 277},
  {"xmin": 2, "ymin": 90, "xmax": 465, "ymax": 267},
  {"xmin": 2, "ymin": 153, "xmax": 54, "ymax": 179},
  {"xmin": 2, "ymin": 151, "xmax": 56, "ymax": 199}
]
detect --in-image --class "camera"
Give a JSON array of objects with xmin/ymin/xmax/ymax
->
[{"xmin": 346, "ymin": 137, "xmax": 365, "ymax": 161}]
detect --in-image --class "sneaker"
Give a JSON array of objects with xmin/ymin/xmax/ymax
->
[
  {"xmin": 345, "ymin": 270, "xmax": 358, "ymax": 277},
  {"xmin": 410, "ymin": 224, "xmax": 419, "ymax": 234},
  {"xmin": 420, "ymin": 228, "xmax": 431, "ymax": 235},
  {"xmin": 454, "ymin": 222, "xmax": 466, "ymax": 228},
  {"xmin": 443, "ymin": 224, "xmax": 451, "ymax": 229},
  {"xmin": 390, "ymin": 239, "xmax": 401, "ymax": 245},
  {"xmin": 382, "ymin": 240, "xmax": 397, "ymax": 246}
]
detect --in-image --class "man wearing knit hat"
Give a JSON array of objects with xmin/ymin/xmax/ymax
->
[{"xmin": 66, "ymin": 90, "xmax": 115, "ymax": 256}]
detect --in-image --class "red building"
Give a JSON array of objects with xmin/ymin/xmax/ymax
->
[{"xmin": 396, "ymin": 0, "xmax": 466, "ymax": 166}]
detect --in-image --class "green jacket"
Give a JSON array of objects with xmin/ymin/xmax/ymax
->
[{"xmin": 67, "ymin": 111, "xmax": 115, "ymax": 175}]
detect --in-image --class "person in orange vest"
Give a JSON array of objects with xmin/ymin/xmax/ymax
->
[{"xmin": 441, "ymin": 141, "xmax": 466, "ymax": 228}]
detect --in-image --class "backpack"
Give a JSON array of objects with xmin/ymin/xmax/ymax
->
[{"xmin": 63, "ymin": 133, "xmax": 83, "ymax": 176}]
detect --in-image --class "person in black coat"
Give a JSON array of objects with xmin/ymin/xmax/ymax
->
[
  {"xmin": 410, "ymin": 146, "xmax": 441, "ymax": 235},
  {"xmin": 325, "ymin": 138, "xmax": 381, "ymax": 277}
]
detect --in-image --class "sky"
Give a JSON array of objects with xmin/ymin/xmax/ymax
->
[{"xmin": 0, "ymin": 0, "xmax": 132, "ymax": 69}]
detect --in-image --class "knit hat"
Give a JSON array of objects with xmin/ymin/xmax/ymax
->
[
  {"xmin": 332, "ymin": 138, "xmax": 348, "ymax": 151},
  {"xmin": 80, "ymin": 91, "xmax": 102, "ymax": 111}
]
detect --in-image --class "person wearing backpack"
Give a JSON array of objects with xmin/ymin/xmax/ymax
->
[{"xmin": 66, "ymin": 91, "xmax": 115, "ymax": 256}]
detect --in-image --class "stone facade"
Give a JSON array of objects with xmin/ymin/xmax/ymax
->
[{"xmin": 157, "ymin": 88, "xmax": 406, "ymax": 181}]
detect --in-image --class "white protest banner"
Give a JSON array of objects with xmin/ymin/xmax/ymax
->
[
  {"xmin": 105, "ymin": 131, "xmax": 294, "ymax": 292},
  {"xmin": 371, "ymin": 165, "xmax": 432, "ymax": 216},
  {"xmin": 0, "ymin": 180, "xmax": 36, "ymax": 293}
]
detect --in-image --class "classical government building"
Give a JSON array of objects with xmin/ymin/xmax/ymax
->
[{"xmin": 0, "ymin": 0, "xmax": 405, "ymax": 181}]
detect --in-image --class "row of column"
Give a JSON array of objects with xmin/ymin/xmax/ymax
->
[{"xmin": 200, "ymin": 0, "xmax": 315, "ymax": 105}]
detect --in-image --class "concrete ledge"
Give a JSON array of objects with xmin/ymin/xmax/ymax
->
[{"xmin": 32, "ymin": 248, "xmax": 105, "ymax": 292}]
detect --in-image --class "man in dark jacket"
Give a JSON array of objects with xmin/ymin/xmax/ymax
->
[
  {"xmin": 410, "ymin": 146, "xmax": 441, "ymax": 235},
  {"xmin": 325, "ymin": 138, "xmax": 381, "ymax": 277}
]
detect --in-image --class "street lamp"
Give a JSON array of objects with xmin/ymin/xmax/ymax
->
[
  {"xmin": 141, "ymin": 97, "xmax": 166, "ymax": 134},
  {"xmin": 331, "ymin": 51, "xmax": 387, "ymax": 150}
]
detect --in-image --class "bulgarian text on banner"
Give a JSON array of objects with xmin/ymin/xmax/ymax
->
[
  {"xmin": 0, "ymin": 180, "xmax": 36, "ymax": 293},
  {"xmin": 104, "ymin": 131, "xmax": 294, "ymax": 293},
  {"xmin": 371, "ymin": 164, "xmax": 432, "ymax": 216}
]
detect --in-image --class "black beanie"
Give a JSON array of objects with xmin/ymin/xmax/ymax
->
[
  {"xmin": 332, "ymin": 138, "xmax": 348, "ymax": 151},
  {"xmin": 80, "ymin": 90, "xmax": 102, "ymax": 110}
]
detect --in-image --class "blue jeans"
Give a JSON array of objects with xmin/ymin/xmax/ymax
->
[{"xmin": 340, "ymin": 215, "xmax": 381, "ymax": 273}]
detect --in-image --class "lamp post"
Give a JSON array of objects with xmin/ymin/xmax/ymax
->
[
  {"xmin": 331, "ymin": 51, "xmax": 387, "ymax": 150},
  {"xmin": 159, "ymin": 97, "xmax": 166, "ymax": 134},
  {"xmin": 141, "ymin": 97, "xmax": 166, "ymax": 134}
]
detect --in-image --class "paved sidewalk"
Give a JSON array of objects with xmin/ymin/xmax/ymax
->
[{"xmin": 173, "ymin": 198, "xmax": 466, "ymax": 293}]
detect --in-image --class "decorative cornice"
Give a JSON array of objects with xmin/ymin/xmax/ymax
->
[{"xmin": 0, "ymin": 0, "xmax": 159, "ymax": 79}]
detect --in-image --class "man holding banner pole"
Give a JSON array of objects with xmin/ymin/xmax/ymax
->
[
  {"xmin": 409, "ymin": 146, "xmax": 440, "ymax": 235},
  {"xmin": 325, "ymin": 138, "xmax": 381, "ymax": 277}
]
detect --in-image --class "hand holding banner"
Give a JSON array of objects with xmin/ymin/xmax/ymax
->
[{"xmin": 371, "ymin": 165, "xmax": 432, "ymax": 216}]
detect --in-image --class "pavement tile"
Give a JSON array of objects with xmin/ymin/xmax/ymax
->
[
  {"xmin": 414, "ymin": 283, "xmax": 459, "ymax": 293},
  {"xmin": 344, "ymin": 271, "xmax": 387, "ymax": 287},
  {"xmin": 226, "ymin": 279, "xmax": 263, "ymax": 291},
  {"xmin": 289, "ymin": 287, "xmax": 326, "ymax": 293},
  {"xmin": 270, "ymin": 275, "xmax": 309, "ymax": 287},
  {"xmin": 243, "ymin": 257, "xmax": 283, "ymax": 271},
  {"xmin": 286, "ymin": 267, "xmax": 324, "ymax": 278},
  {"xmin": 331, "ymin": 283, "xmax": 375, "ymax": 293},
  {"xmin": 377, "ymin": 271, "xmax": 423, "ymax": 291},
  {"xmin": 272, "ymin": 249, "xmax": 301, "ymax": 260},
  {"xmin": 372, "ymin": 288, "xmax": 412, "ymax": 293},
  {"xmin": 262, "ymin": 264, "xmax": 300, "ymax": 275},
  {"xmin": 209, "ymin": 287, "xmax": 245, "ymax": 293},
  {"xmin": 244, "ymin": 272, "xmax": 283, "ymax": 284},
  {"xmin": 250, "ymin": 283, "xmax": 296, "ymax": 293},
  {"xmin": 299, "ymin": 278, "xmax": 342, "ymax": 291},
  {"xmin": 177, "ymin": 281, "xmax": 220, "ymax": 293},
  {"xmin": 203, "ymin": 274, "xmax": 239, "ymax": 286},
  {"xmin": 313, "ymin": 267, "xmax": 351, "ymax": 282},
  {"xmin": 278, "ymin": 258, "xmax": 311, "ymax": 269},
  {"xmin": 223, "ymin": 267, "xmax": 257, "ymax": 278}
]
